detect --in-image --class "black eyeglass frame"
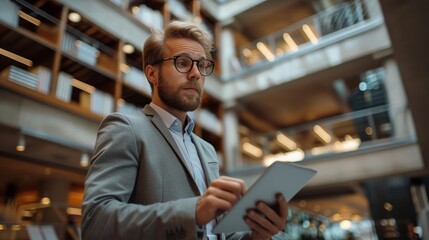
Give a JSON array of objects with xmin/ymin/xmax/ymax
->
[{"xmin": 155, "ymin": 55, "xmax": 215, "ymax": 76}]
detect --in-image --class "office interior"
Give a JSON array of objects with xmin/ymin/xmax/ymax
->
[{"xmin": 0, "ymin": 0, "xmax": 428, "ymax": 239}]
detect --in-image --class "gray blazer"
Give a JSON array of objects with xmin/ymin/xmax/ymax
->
[{"xmin": 81, "ymin": 105, "xmax": 250, "ymax": 240}]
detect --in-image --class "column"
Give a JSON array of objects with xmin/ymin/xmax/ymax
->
[
  {"xmin": 383, "ymin": 59, "xmax": 416, "ymax": 139},
  {"xmin": 379, "ymin": 0, "xmax": 429, "ymax": 168},
  {"xmin": 222, "ymin": 102, "xmax": 242, "ymax": 172},
  {"xmin": 220, "ymin": 27, "xmax": 241, "ymax": 80}
]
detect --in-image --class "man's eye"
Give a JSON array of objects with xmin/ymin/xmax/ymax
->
[{"xmin": 176, "ymin": 59, "xmax": 190, "ymax": 68}]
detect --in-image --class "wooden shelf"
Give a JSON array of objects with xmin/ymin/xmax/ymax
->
[
  {"xmin": 61, "ymin": 52, "xmax": 117, "ymax": 85},
  {"xmin": 14, "ymin": 0, "xmax": 63, "ymax": 46},
  {"xmin": 0, "ymin": 78, "xmax": 103, "ymax": 122},
  {"xmin": 15, "ymin": 0, "xmax": 64, "ymax": 20},
  {"xmin": 0, "ymin": 23, "xmax": 57, "ymax": 73},
  {"xmin": 0, "ymin": 23, "xmax": 58, "ymax": 51}
]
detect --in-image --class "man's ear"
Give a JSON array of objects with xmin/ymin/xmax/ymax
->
[{"xmin": 145, "ymin": 65, "xmax": 158, "ymax": 86}]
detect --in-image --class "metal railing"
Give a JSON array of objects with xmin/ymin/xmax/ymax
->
[
  {"xmin": 237, "ymin": 0, "xmax": 378, "ymax": 70},
  {"xmin": 240, "ymin": 104, "xmax": 415, "ymax": 168}
]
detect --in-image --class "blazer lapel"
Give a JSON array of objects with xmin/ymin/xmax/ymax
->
[
  {"xmin": 142, "ymin": 105, "xmax": 197, "ymax": 188},
  {"xmin": 191, "ymin": 134, "xmax": 218, "ymax": 185}
]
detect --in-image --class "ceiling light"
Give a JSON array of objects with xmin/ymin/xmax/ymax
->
[
  {"xmin": 313, "ymin": 125, "xmax": 331, "ymax": 143},
  {"xmin": 333, "ymin": 213, "xmax": 341, "ymax": 221},
  {"xmin": 283, "ymin": 33, "xmax": 299, "ymax": 51},
  {"xmin": 80, "ymin": 153, "xmax": 90, "ymax": 167},
  {"xmin": 16, "ymin": 134, "xmax": 26, "ymax": 152},
  {"xmin": 256, "ymin": 42, "xmax": 275, "ymax": 62},
  {"xmin": 340, "ymin": 220, "xmax": 352, "ymax": 230},
  {"xmin": 0, "ymin": 48, "xmax": 33, "ymax": 67},
  {"xmin": 365, "ymin": 127, "xmax": 373, "ymax": 135},
  {"xmin": 242, "ymin": 142, "xmax": 263, "ymax": 158},
  {"xmin": 302, "ymin": 24, "xmax": 318, "ymax": 44},
  {"xmin": 359, "ymin": 82, "xmax": 368, "ymax": 91},
  {"xmin": 123, "ymin": 44, "xmax": 135, "ymax": 54},
  {"xmin": 242, "ymin": 48, "xmax": 252, "ymax": 58},
  {"xmin": 384, "ymin": 202, "xmax": 393, "ymax": 211},
  {"xmin": 41, "ymin": 197, "xmax": 51, "ymax": 205},
  {"xmin": 276, "ymin": 132, "xmax": 297, "ymax": 150},
  {"xmin": 18, "ymin": 11, "xmax": 41, "ymax": 26},
  {"xmin": 333, "ymin": 135, "xmax": 361, "ymax": 152},
  {"xmin": 263, "ymin": 149, "xmax": 304, "ymax": 166},
  {"xmin": 131, "ymin": 6, "xmax": 140, "ymax": 15},
  {"xmin": 68, "ymin": 12, "xmax": 81, "ymax": 23}
]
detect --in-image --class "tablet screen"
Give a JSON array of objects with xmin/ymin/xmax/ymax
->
[{"xmin": 213, "ymin": 162, "xmax": 317, "ymax": 234}]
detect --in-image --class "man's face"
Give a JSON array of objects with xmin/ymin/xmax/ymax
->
[{"xmin": 155, "ymin": 38, "xmax": 206, "ymax": 113}]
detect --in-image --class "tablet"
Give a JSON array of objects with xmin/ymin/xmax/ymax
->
[{"xmin": 212, "ymin": 161, "xmax": 317, "ymax": 234}]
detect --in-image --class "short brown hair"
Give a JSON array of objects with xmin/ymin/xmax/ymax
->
[{"xmin": 142, "ymin": 21, "xmax": 213, "ymax": 90}]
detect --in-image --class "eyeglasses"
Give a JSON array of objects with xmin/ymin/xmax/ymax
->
[{"xmin": 156, "ymin": 55, "xmax": 215, "ymax": 76}]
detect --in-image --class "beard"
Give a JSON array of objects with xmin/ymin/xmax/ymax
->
[{"xmin": 157, "ymin": 72, "xmax": 202, "ymax": 112}]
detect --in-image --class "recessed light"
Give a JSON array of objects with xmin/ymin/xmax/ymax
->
[
  {"xmin": 123, "ymin": 44, "xmax": 135, "ymax": 54},
  {"xmin": 68, "ymin": 12, "xmax": 81, "ymax": 23}
]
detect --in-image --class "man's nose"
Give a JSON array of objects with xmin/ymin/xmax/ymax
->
[{"xmin": 188, "ymin": 62, "xmax": 201, "ymax": 78}]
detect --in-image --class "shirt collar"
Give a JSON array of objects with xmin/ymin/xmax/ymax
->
[{"xmin": 149, "ymin": 102, "xmax": 195, "ymax": 135}]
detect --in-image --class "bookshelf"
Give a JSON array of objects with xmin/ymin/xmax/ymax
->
[
  {"xmin": 0, "ymin": 0, "xmax": 131, "ymax": 121},
  {"xmin": 0, "ymin": 0, "xmax": 225, "ymax": 154}
]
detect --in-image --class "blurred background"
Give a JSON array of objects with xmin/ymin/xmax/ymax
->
[{"xmin": 0, "ymin": 0, "xmax": 428, "ymax": 239}]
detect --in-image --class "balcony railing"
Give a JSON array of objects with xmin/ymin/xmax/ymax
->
[
  {"xmin": 236, "ymin": 0, "xmax": 380, "ymax": 71},
  {"xmin": 240, "ymin": 104, "xmax": 415, "ymax": 168}
]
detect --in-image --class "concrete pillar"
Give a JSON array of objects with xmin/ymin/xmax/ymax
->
[
  {"xmin": 222, "ymin": 103, "xmax": 242, "ymax": 171},
  {"xmin": 383, "ymin": 59, "xmax": 416, "ymax": 139},
  {"xmin": 379, "ymin": 0, "xmax": 429, "ymax": 168},
  {"xmin": 220, "ymin": 27, "xmax": 241, "ymax": 80}
]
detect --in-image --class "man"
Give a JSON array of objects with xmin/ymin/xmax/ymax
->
[{"xmin": 81, "ymin": 20, "xmax": 287, "ymax": 240}]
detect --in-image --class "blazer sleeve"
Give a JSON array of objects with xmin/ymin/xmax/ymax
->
[{"xmin": 81, "ymin": 113, "xmax": 199, "ymax": 240}]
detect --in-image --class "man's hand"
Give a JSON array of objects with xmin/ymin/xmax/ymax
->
[
  {"xmin": 246, "ymin": 194, "xmax": 288, "ymax": 240},
  {"xmin": 196, "ymin": 176, "xmax": 248, "ymax": 225}
]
